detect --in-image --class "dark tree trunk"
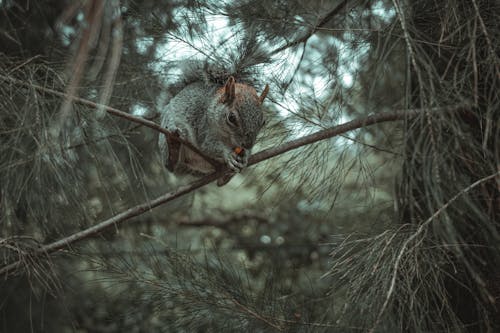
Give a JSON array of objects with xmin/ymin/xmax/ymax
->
[{"xmin": 399, "ymin": 0, "xmax": 500, "ymax": 331}]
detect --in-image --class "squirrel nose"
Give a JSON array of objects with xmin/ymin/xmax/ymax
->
[{"xmin": 242, "ymin": 134, "xmax": 256, "ymax": 149}]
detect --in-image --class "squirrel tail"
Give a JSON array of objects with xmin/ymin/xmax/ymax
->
[{"xmin": 169, "ymin": 36, "xmax": 271, "ymax": 95}]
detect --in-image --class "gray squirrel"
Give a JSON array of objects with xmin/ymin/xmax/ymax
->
[{"xmin": 158, "ymin": 61, "xmax": 269, "ymax": 185}]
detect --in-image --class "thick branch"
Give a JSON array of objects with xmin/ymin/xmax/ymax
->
[{"xmin": 0, "ymin": 104, "xmax": 467, "ymax": 278}]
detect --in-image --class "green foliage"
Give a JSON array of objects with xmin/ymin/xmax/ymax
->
[{"xmin": 0, "ymin": 0, "xmax": 499, "ymax": 332}]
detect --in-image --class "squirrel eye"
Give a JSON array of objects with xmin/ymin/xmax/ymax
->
[{"xmin": 227, "ymin": 112, "xmax": 238, "ymax": 127}]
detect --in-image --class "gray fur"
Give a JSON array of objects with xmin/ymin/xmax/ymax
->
[{"xmin": 158, "ymin": 63, "xmax": 268, "ymax": 179}]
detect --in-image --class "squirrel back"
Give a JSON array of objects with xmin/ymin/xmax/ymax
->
[{"xmin": 159, "ymin": 60, "xmax": 269, "ymax": 180}]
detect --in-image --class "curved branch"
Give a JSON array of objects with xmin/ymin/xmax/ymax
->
[
  {"xmin": 249, "ymin": 104, "xmax": 467, "ymax": 165},
  {"xmin": 0, "ymin": 104, "xmax": 468, "ymax": 278},
  {"xmin": 0, "ymin": 74, "xmax": 222, "ymax": 168}
]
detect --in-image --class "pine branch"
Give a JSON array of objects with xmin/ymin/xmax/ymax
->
[
  {"xmin": 0, "ymin": 74, "xmax": 223, "ymax": 168},
  {"xmin": 249, "ymin": 104, "xmax": 468, "ymax": 164},
  {"xmin": 369, "ymin": 169, "xmax": 500, "ymax": 333},
  {"xmin": 270, "ymin": 0, "xmax": 350, "ymax": 56},
  {"xmin": 0, "ymin": 103, "xmax": 468, "ymax": 278}
]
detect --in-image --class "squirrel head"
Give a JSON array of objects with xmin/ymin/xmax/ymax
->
[{"xmin": 215, "ymin": 76, "xmax": 269, "ymax": 150}]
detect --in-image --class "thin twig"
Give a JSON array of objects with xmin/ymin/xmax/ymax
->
[
  {"xmin": 470, "ymin": 0, "xmax": 500, "ymax": 77},
  {"xmin": 231, "ymin": 297, "xmax": 284, "ymax": 331},
  {"xmin": 270, "ymin": 0, "xmax": 349, "ymax": 56},
  {"xmin": 0, "ymin": 104, "xmax": 468, "ymax": 278}
]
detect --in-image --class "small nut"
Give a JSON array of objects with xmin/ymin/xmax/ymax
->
[{"xmin": 234, "ymin": 147, "xmax": 244, "ymax": 155}]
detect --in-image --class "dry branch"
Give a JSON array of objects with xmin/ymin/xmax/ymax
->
[{"xmin": 0, "ymin": 103, "xmax": 468, "ymax": 278}]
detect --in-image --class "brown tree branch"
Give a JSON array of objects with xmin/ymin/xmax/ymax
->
[
  {"xmin": 249, "ymin": 104, "xmax": 467, "ymax": 165},
  {"xmin": 0, "ymin": 103, "xmax": 468, "ymax": 278},
  {"xmin": 0, "ymin": 172, "xmax": 221, "ymax": 278},
  {"xmin": 0, "ymin": 74, "xmax": 222, "ymax": 168}
]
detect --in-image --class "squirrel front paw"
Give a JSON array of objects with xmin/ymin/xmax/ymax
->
[{"xmin": 224, "ymin": 149, "xmax": 248, "ymax": 172}]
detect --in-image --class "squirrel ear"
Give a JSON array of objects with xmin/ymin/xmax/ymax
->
[
  {"xmin": 259, "ymin": 84, "xmax": 270, "ymax": 104},
  {"xmin": 221, "ymin": 76, "xmax": 236, "ymax": 104}
]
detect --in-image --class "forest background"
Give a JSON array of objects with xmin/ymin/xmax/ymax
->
[{"xmin": 0, "ymin": 0, "xmax": 499, "ymax": 332}]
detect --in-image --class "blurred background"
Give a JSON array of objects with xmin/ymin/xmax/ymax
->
[{"xmin": 0, "ymin": 0, "xmax": 498, "ymax": 332}]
